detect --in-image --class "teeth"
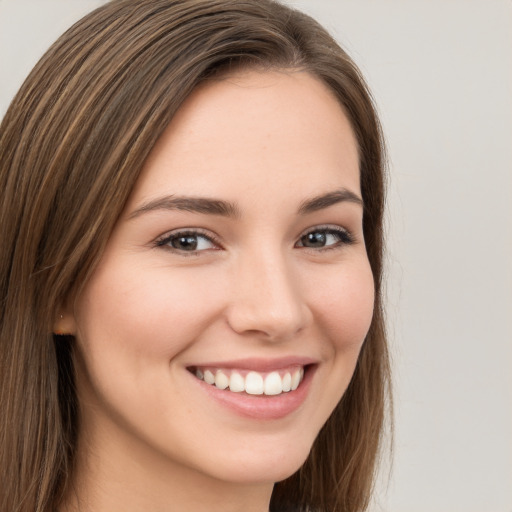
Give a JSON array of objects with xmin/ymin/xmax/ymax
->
[
  {"xmin": 229, "ymin": 372, "xmax": 245, "ymax": 392},
  {"xmin": 245, "ymin": 371, "xmax": 264, "ymax": 395},
  {"xmin": 282, "ymin": 372, "xmax": 292, "ymax": 392},
  {"xmin": 204, "ymin": 369, "xmax": 215, "ymax": 385},
  {"xmin": 264, "ymin": 371, "xmax": 282, "ymax": 396},
  {"xmin": 194, "ymin": 366, "xmax": 305, "ymax": 396},
  {"xmin": 214, "ymin": 371, "xmax": 229, "ymax": 390},
  {"xmin": 291, "ymin": 370, "xmax": 301, "ymax": 391}
]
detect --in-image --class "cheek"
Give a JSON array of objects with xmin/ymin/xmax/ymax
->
[
  {"xmin": 74, "ymin": 261, "xmax": 226, "ymax": 362},
  {"xmin": 313, "ymin": 259, "xmax": 375, "ymax": 349},
  {"xmin": 310, "ymin": 259, "xmax": 375, "ymax": 421}
]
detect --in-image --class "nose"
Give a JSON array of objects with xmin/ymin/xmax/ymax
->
[{"xmin": 225, "ymin": 250, "xmax": 312, "ymax": 341}]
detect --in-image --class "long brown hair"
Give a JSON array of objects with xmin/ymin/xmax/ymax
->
[{"xmin": 0, "ymin": 1, "xmax": 390, "ymax": 511}]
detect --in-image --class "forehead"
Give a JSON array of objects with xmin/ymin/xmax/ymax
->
[{"xmin": 128, "ymin": 69, "xmax": 360, "ymax": 207}]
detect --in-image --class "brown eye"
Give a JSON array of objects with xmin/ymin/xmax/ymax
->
[
  {"xmin": 171, "ymin": 235, "xmax": 200, "ymax": 251},
  {"xmin": 157, "ymin": 231, "xmax": 216, "ymax": 252},
  {"xmin": 296, "ymin": 228, "xmax": 353, "ymax": 249},
  {"xmin": 301, "ymin": 232, "xmax": 327, "ymax": 248}
]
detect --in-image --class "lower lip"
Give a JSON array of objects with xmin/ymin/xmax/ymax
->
[{"xmin": 192, "ymin": 366, "xmax": 316, "ymax": 420}]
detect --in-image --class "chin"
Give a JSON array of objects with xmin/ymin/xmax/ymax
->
[{"xmin": 198, "ymin": 434, "xmax": 314, "ymax": 485}]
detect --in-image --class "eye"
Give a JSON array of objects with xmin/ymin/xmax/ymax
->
[
  {"xmin": 296, "ymin": 227, "xmax": 354, "ymax": 249},
  {"xmin": 156, "ymin": 230, "xmax": 218, "ymax": 253}
]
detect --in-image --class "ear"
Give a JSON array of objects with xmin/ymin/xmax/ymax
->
[{"xmin": 53, "ymin": 310, "xmax": 77, "ymax": 336}]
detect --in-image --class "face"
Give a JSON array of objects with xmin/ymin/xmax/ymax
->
[{"xmin": 65, "ymin": 70, "xmax": 374, "ymax": 488}]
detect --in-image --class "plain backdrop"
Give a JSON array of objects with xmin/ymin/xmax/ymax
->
[{"xmin": 1, "ymin": 1, "xmax": 511, "ymax": 511}]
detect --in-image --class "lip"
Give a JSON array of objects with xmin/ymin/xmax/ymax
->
[
  {"xmin": 187, "ymin": 358, "xmax": 318, "ymax": 420},
  {"xmin": 187, "ymin": 356, "xmax": 318, "ymax": 372}
]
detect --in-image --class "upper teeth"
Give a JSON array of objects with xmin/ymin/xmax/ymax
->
[{"xmin": 195, "ymin": 367, "xmax": 305, "ymax": 396}]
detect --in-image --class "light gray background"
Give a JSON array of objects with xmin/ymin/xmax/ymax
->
[{"xmin": 1, "ymin": 1, "xmax": 511, "ymax": 511}]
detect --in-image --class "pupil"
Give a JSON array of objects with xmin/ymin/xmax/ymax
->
[
  {"xmin": 173, "ymin": 235, "xmax": 197, "ymax": 250},
  {"xmin": 304, "ymin": 232, "xmax": 326, "ymax": 247}
]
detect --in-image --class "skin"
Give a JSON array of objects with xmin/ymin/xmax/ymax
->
[{"xmin": 58, "ymin": 70, "xmax": 375, "ymax": 512}]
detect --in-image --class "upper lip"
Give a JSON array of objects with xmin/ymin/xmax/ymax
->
[{"xmin": 187, "ymin": 356, "xmax": 318, "ymax": 372}]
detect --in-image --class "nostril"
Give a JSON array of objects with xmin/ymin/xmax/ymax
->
[{"xmin": 225, "ymin": 300, "xmax": 310, "ymax": 341}]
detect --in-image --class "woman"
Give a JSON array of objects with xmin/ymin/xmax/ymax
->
[{"xmin": 0, "ymin": 1, "xmax": 390, "ymax": 511}]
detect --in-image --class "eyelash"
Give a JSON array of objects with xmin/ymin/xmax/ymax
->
[
  {"xmin": 296, "ymin": 225, "xmax": 355, "ymax": 251},
  {"xmin": 155, "ymin": 225, "xmax": 355, "ymax": 255},
  {"xmin": 155, "ymin": 229, "xmax": 221, "ymax": 255}
]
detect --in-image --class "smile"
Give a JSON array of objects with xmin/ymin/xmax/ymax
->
[{"xmin": 192, "ymin": 366, "xmax": 305, "ymax": 396}]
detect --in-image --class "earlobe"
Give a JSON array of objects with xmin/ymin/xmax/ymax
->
[{"xmin": 53, "ymin": 312, "xmax": 77, "ymax": 336}]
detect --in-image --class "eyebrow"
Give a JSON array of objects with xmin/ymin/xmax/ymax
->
[
  {"xmin": 297, "ymin": 188, "xmax": 363, "ymax": 214},
  {"xmin": 128, "ymin": 188, "xmax": 363, "ymax": 220},
  {"xmin": 128, "ymin": 195, "xmax": 241, "ymax": 219}
]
